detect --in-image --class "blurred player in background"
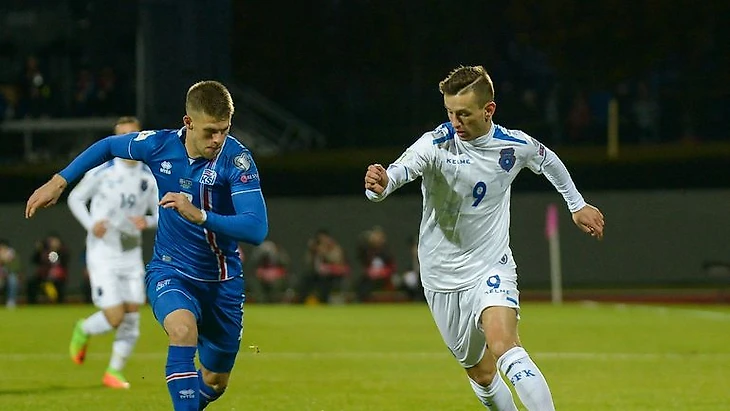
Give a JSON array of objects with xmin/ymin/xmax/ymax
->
[
  {"xmin": 364, "ymin": 65, "xmax": 605, "ymax": 410},
  {"xmin": 67, "ymin": 116, "xmax": 159, "ymax": 389},
  {"xmin": 27, "ymin": 81, "xmax": 268, "ymax": 411}
]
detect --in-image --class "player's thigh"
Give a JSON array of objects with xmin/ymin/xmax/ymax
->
[
  {"xmin": 119, "ymin": 264, "xmax": 146, "ymax": 306},
  {"xmin": 473, "ymin": 268, "xmax": 521, "ymax": 354},
  {"xmin": 425, "ymin": 287, "xmax": 486, "ymax": 368},
  {"xmin": 146, "ymin": 268, "xmax": 202, "ymax": 326},
  {"xmin": 87, "ymin": 261, "xmax": 125, "ymax": 309},
  {"xmin": 198, "ymin": 276, "xmax": 244, "ymax": 374}
]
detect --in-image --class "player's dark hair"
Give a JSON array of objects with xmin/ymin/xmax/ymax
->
[
  {"xmin": 439, "ymin": 65, "xmax": 495, "ymax": 106},
  {"xmin": 186, "ymin": 80, "xmax": 235, "ymax": 120}
]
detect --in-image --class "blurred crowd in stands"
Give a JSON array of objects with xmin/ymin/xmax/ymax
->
[
  {"xmin": 0, "ymin": 1, "xmax": 136, "ymax": 122},
  {"xmin": 0, "ymin": 227, "xmax": 423, "ymax": 307},
  {"xmin": 2, "ymin": 1, "xmax": 728, "ymax": 150},
  {"xmin": 0, "ymin": 55, "xmax": 133, "ymax": 120}
]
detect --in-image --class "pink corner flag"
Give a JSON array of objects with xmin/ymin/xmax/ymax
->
[{"xmin": 545, "ymin": 203, "xmax": 559, "ymax": 239}]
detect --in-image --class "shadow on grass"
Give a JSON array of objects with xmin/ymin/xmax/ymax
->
[{"xmin": 0, "ymin": 384, "xmax": 103, "ymax": 395}]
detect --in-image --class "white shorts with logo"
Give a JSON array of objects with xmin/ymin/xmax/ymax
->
[
  {"xmin": 87, "ymin": 259, "xmax": 146, "ymax": 308},
  {"xmin": 425, "ymin": 266, "xmax": 520, "ymax": 368}
]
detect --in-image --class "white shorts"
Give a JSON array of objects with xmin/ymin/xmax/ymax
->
[
  {"xmin": 87, "ymin": 261, "xmax": 146, "ymax": 308},
  {"xmin": 425, "ymin": 266, "xmax": 520, "ymax": 368}
]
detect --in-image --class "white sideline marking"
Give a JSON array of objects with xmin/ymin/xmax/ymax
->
[
  {"xmin": 624, "ymin": 304, "xmax": 730, "ymax": 321},
  {"xmin": 1, "ymin": 351, "xmax": 728, "ymax": 361}
]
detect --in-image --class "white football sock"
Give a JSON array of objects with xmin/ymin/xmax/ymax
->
[
  {"xmin": 497, "ymin": 347, "xmax": 555, "ymax": 411},
  {"xmin": 82, "ymin": 311, "xmax": 114, "ymax": 335},
  {"xmin": 469, "ymin": 374, "xmax": 518, "ymax": 410},
  {"xmin": 109, "ymin": 312, "xmax": 140, "ymax": 371}
]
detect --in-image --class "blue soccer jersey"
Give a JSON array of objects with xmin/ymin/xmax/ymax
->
[{"xmin": 59, "ymin": 127, "xmax": 268, "ymax": 282}]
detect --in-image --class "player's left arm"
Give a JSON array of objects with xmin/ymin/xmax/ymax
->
[
  {"xmin": 209, "ymin": 151, "xmax": 268, "ymax": 244},
  {"xmin": 159, "ymin": 151, "xmax": 268, "ymax": 245},
  {"xmin": 143, "ymin": 176, "xmax": 160, "ymax": 229},
  {"xmin": 524, "ymin": 135, "xmax": 605, "ymax": 239}
]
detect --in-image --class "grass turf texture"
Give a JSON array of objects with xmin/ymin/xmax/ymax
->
[{"xmin": 0, "ymin": 302, "xmax": 727, "ymax": 410}]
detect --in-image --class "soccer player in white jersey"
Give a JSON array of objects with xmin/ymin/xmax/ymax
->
[
  {"xmin": 67, "ymin": 116, "xmax": 159, "ymax": 389},
  {"xmin": 364, "ymin": 65, "xmax": 605, "ymax": 411}
]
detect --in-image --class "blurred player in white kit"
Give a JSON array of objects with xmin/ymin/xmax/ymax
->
[{"xmin": 67, "ymin": 116, "xmax": 159, "ymax": 389}]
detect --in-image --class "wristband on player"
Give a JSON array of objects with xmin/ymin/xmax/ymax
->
[{"xmin": 198, "ymin": 209, "xmax": 207, "ymax": 225}]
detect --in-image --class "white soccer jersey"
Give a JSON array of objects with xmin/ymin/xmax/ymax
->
[
  {"xmin": 68, "ymin": 158, "xmax": 159, "ymax": 268},
  {"xmin": 367, "ymin": 122, "xmax": 586, "ymax": 292}
]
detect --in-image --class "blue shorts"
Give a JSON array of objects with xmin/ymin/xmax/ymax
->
[{"xmin": 146, "ymin": 268, "xmax": 245, "ymax": 373}]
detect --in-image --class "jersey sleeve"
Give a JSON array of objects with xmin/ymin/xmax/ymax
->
[
  {"xmin": 522, "ymin": 134, "xmax": 587, "ymax": 212},
  {"xmin": 144, "ymin": 176, "xmax": 160, "ymax": 229},
  {"xmin": 522, "ymin": 134, "xmax": 548, "ymax": 174},
  {"xmin": 365, "ymin": 124, "xmax": 439, "ymax": 201},
  {"xmin": 201, "ymin": 150, "xmax": 269, "ymax": 245},
  {"xmin": 125, "ymin": 130, "xmax": 160, "ymax": 163},
  {"xmin": 58, "ymin": 131, "xmax": 160, "ymax": 183},
  {"xmin": 67, "ymin": 166, "xmax": 105, "ymax": 231}
]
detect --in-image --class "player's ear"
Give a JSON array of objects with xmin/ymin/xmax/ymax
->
[
  {"xmin": 183, "ymin": 115, "xmax": 193, "ymax": 130},
  {"xmin": 484, "ymin": 101, "xmax": 496, "ymax": 121}
]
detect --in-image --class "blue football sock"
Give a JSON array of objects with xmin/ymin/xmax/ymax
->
[
  {"xmin": 198, "ymin": 369, "xmax": 223, "ymax": 410},
  {"xmin": 165, "ymin": 345, "xmax": 199, "ymax": 411}
]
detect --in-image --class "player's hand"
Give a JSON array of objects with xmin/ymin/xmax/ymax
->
[
  {"xmin": 25, "ymin": 174, "xmax": 68, "ymax": 219},
  {"xmin": 129, "ymin": 216, "xmax": 148, "ymax": 230},
  {"xmin": 92, "ymin": 220, "xmax": 108, "ymax": 238},
  {"xmin": 572, "ymin": 204, "xmax": 604, "ymax": 240},
  {"xmin": 364, "ymin": 164, "xmax": 389, "ymax": 194},
  {"xmin": 159, "ymin": 192, "xmax": 205, "ymax": 224}
]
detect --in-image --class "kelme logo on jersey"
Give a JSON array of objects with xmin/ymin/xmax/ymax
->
[
  {"xmin": 446, "ymin": 156, "xmax": 471, "ymax": 165},
  {"xmin": 200, "ymin": 168, "xmax": 217, "ymax": 185},
  {"xmin": 160, "ymin": 161, "xmax": 172, "ymax": 174},
  {"xmin": 233, "ymin": 153, "xmax": 251, "ymax": 171},
  {"xmin": 499, "ymin": 254, "xmax": 508, "ymax": 264},
  {"xmin": 499, "ymin": 148, "xmax": 516, "ymax": 172},
  {"xmin": 140, "ymin": 180, "xmax": 148, "ymax": 192}
]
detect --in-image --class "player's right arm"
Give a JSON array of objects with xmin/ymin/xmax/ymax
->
[
  {"xmin": 364, "ymin": 128, "xmax": 436, "ymax": 202},
  {"xmin": 26, "ymin": 131, "xmax": 157, "ymax": 218},
  {"xmin": 67, "ymin": 167, "xmax": 103, "ymax": 231}
]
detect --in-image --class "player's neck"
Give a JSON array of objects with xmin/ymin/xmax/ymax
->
[{"xmin": 182, "ymin": 131, "xmax": 203, "ymax": 159}]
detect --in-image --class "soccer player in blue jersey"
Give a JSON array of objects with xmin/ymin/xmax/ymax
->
[{"xmin": 26, "ymin": 80, "xmax": 268, "ymax": 411}]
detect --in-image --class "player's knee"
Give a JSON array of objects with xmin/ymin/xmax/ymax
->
[
  {"xmin": 103, "ymin": 307, "xmax": 126, "ymax": 328},
  {"xmin": 488, "ymin": 341, "xmax": 519, "ymax": 360},
  {"xmin": 163, "ymin": 310, "xmax": 198, "ymax": 344},
  {"xmin": 467, "ymin": 358, "xmax": 499, "ymax": 386},
  {"xmin": 469, "ymin": 370, "xmax": 498, "ymax": 387},
  {"xmin": 202, "ymin": 371, "xmax": 229, "ymax": 394},
  {"xmin": 166, "ymin": 323, "xmax": 197, "ymax": 345}
]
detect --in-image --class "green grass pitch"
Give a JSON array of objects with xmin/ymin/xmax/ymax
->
[{"xmin": 0, "ymin": 302, "xmax": 728, "ymax": 410}]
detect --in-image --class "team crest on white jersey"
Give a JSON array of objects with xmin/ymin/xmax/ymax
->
[
  {"xmin": 160, "ymin": 161, "xmax": 172, "ymax": 174},
  {"xmin": 498, "ymin": 148, "xmax": 516, "ymax": 172}
]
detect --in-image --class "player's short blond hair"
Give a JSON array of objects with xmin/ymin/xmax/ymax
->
[
  {"xmin": 439, "ymin": 65, "xmax": 495, "ymax": 106},
  {"xmin": 115, "ymin": 116, "xmax": 141, "ymax": 128},
  {"xmin": 186, "ymin": 80, "xmax": 234, "ymax": 120}
]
